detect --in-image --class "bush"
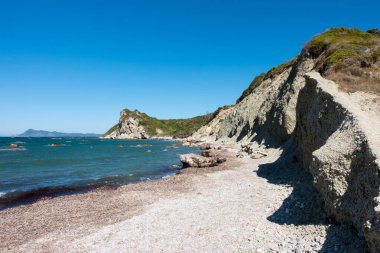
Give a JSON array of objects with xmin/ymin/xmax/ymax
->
[{"xmin": 367, "ymin": 28, "xmax": 380, "ymax": 35}]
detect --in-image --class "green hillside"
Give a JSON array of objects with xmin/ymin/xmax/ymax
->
[{"xmin": 237, "ymin": 27, "xmax": 380, "ymax": 103}]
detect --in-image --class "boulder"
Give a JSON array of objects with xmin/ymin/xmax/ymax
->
[
  {"xmin": 8, "ymin": 143, "xmax": 19, "ymax": 149},
  {"xmin": 200, "ymin": 143, "xmax": 213, "ymax": 150},
  {"xmin": 201, "ymin": 150, "xmax": 213, "ymax": 157},
  {"xmin": 180, "ymin": 153, "xmax": 226, "ymax": 168}
]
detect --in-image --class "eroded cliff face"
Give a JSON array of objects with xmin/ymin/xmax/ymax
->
[
  {"xmin": 104, "ymin": 112, "xmax": 149, "ymax": 139},
  {"xmin": 296, "ymin": 73, "xmax": 380, "ymax": 251},
  {"xmin": 193, "ymin": 57, "xmax": 315, "ymax": 146},
  {"xmin": 192, "ymin": 64, "xmax": 380, "ymax": 251}
]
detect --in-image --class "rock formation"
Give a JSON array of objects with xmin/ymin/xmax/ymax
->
[
  {"xmin": 103, "ymin": 109, "xmax": 211, "ymax": 139},
  {"xmin": 296, "ymin": 73, "xmax": 380, "ymax": 251},
  {"xmin": 191, "ymin": 28, "xmax": 380, "ymax": 252},
  {"xmin": 104, "ymin": 112, "xmax": 149, "ymax": 139},
  {"xmin": 180, "ymin": 153, "xmax": 225, "ymax": 168},
  {"xmin": 8, "ymin": 143, "xmax": 19, "ymax": 149}
]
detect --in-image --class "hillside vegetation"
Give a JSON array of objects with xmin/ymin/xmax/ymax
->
[
  {"xmin": 303, "ymin": 27, "xmax": 380, "ymax": 94},
  {"xmin": 237, "ymin": 27, "xmax": 380, "ymax": 103}
]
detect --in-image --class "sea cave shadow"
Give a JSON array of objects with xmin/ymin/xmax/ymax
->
[{"xmin": 256, "ymin": 145, "xmax": 367, "ymax": 252}]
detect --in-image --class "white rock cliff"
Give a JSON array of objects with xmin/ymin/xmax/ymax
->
[{"xmin": 192, "ymin": 57, "xmax": 380, "ymax": 251}]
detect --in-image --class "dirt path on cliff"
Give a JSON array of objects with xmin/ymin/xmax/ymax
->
[{"xmin": 0, "ymin": 147, "xmax": 366, "ymax": 253}]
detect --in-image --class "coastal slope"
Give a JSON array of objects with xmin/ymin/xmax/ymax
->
[{"xmin": 190, "ymin": 28, "xmax": 380, "ymax": 251}]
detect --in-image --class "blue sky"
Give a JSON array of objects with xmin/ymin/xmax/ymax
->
[{"xmin": 0, "ymin": 0, "xmax": 379, "ymax": 136}]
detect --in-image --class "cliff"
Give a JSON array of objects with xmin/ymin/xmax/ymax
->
[
  {"xmin": 191, "ymin": 28, "xmax": 380, "ymax": 251},
  {"xmin": 103, "ymin": 109, "xmax": 211, "ymax": 139}
]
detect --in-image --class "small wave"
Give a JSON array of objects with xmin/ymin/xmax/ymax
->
[
  {"xmin": 47, "ymin": 144, "xmax": 67, "ymax": 147},
  {"xmin": 0, "ymin": 189, "xmax": 16, "ymax": 198},
  {"xmin": 161, "ymin": 175, "xmax": 171, "ymax": 180},
  {"xmin": 0, "ymin": 148, "xmax": 27, "ymax": 152},
  {"xmin": 129, "ymin": 144, "xmax": 153, "ymax": 148},
  {"xmin": 172, "ymin": 164, "xmax": 181, "ymax": 169},
  {"xmin": 139, "ymin": 177, "xmax": 151, "ymax": 181}
]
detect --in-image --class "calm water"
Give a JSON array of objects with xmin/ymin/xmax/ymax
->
[{"xmin": 0, "ymin": 137, "xmax": 199, "ymax": 202}]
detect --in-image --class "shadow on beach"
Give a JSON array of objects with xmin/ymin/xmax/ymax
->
[{"xmin": 256, "ymin": 145, "xmax": 367, "ymax": 252}]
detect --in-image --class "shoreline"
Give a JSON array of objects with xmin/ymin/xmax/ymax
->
[
  {"xmin": 0, "ymin": 143, "xmax": 367, "ymax": 252},
  {"xmin": 0, "ymin": 144, "xmax": 238, "ymax": 252},
  {"xmin": 0, "ymin": 138, "xmax": 194, "ymax": 210},
  {"xmin": 0, "ymin": 167, "xmax": 182, "ymax": 210}
]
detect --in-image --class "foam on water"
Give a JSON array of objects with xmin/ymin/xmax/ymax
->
[{"xmin": 0, "ymin": 148, "xmax": 27, "ymax": 152}]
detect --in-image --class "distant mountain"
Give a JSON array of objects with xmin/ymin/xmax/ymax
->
[{"xmin": 18, "ymin": 129, "xmax": 101, "ymax": 138}]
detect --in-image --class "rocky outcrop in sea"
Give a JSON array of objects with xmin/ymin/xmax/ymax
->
[{"xmin": 104, "ymin": 112, "xmax": 149, "ymax": 139}]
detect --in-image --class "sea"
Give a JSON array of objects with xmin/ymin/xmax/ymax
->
[{"xmin": 0, "ymin": 137, "xmax": 199, "ymax": 205}]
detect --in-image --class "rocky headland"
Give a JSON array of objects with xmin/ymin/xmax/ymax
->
[{"xmin": 102, "ymin": 108, "xmax": 211, "ymax": 139}]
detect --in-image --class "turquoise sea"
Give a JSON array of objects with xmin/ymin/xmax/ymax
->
[{"xmin": 0, "ymin": 137, "xmax": 199, "ymax": 204}]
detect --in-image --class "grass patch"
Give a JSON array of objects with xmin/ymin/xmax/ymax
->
[
  {"xmin": 303, "ymin": 27, "xmax": 380, "ymax": 94},
  {"xmin": 325, "ymin": 47, "xmax": 358, "ymax": 67},
  {"xmin": 304, "ymin": 28, "xmax": 380, "ymax": 68},
  {"xmin": 370, "ymin": 47, "xmax": 380, "ymax": 62},
  {"xmin": 306, "ymin": 28, "xmax": 376, "ymax": 55}
]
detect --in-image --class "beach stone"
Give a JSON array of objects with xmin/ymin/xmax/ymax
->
[
  {"xmin": 180, "ymin": 153, "xmax": 226, "ymax": 168},
  {"xmin": 201, "ymin": 149, "xmax": 222, "ymax": 158},
  {"xmin": 199, "ymin": 143, "xmax": 213, "ymax": 150},
  {"xmin": 250, "ymin": 153, "xmax": 266, "ymax": 159},
  {"xmin": 241, "ymin": 143, "xmax": 254, "ymax": 154},
  {"xmin": 8, "ymin": 143, "xmax": 19, "ymax": 149}
]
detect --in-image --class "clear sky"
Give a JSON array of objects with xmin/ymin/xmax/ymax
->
[{"xmin": 0, "ymin": 0, "xmax": 379, "ymax": 136}]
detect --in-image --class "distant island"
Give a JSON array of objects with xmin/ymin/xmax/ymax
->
[{"xmin": 18, "ymin": 129, "xmax": 101, "ymax": 138}]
